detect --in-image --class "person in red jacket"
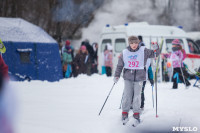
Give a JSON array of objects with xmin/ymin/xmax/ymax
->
[
  {"xmin": 0, "ymin": 55, "xmax": 8, "ymax": 78},
  {"xmin": 0, "ymin": 55, "xmax": 14, "ymax": 133}
]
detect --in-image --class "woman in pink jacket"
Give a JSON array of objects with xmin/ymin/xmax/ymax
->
[{"xmin": 170, "ymin": 39, "xmax": 191, "ymax": 89}]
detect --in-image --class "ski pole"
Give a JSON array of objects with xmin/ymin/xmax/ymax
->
[
  {"xmin": 151, "ymin": 85, "xmax": 154, "ymax": 108},
  {"xmin": 152, "ymin": 41, "xmax": 158, "ymax": 116},
  {"xmin": 179, "ymin": 60, "xmax": 187, "ymax": 89},
  {"xmin": 119, "ymin": 92, "xmax": 123, "ymax": 109},
  {"xmin": 154, "ymin": 42, "xmax": 158, "ymax": 118},
  {"xmin": 99, "ymin": 83, "xmax": 115, "ymax": 116},
  {"xmin": 155, "ymin": 72, "xmax": 158, "ymax": 118}
]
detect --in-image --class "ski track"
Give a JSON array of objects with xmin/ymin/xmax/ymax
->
[{"xmin": 11, "ymin": 74, "xmax": 200, "ymax": 133}]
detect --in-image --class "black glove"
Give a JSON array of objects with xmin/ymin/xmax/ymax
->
[{"xmin": 150, "ymin": 79, "xmax": 154, "ymax": 86}]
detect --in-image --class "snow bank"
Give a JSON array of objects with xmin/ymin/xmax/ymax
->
[
  {"xmin": 0, "ymin": 17, "xmax": 56, "ymax": 43},
  {"xmin": 12, "ymin": 74, "xmax": 200, "ymax": 133}
]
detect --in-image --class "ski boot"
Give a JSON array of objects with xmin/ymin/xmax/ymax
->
[
  {"xmin": 122, "ymin": 112, "xmax": 128, "ymax": 125},
  {"xmin": 132, "ymin": 112, "xmax": 140, "ymax": 127}
]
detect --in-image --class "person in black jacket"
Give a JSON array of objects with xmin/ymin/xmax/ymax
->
[
  {"xmin": 73, "ymin": 45, "xmax": 91, "ymax": 76},
  {"xmin": 81, "ymin": 40, "xmax": 94, "ymax": 75},
  {"xmin": 92, "ymin": 42, "xmax": 98, "ymax": 74}
]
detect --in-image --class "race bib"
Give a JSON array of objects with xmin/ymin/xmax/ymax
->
[{"xmin": 123, "ymin": 46, "xmax": 145, "ymax": 69}]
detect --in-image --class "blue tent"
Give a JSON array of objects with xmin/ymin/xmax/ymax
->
[{"xmin": 0, "ymin": 17, "xmax": 62, "ymax": 81}]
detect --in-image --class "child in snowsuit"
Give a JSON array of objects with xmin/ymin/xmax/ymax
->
[
  {"xmin": 114, "ymin": 36, "xmax": 160, "ymax": 122},
  {"xmin": 130, "ymin": 36, "xmax": 154, "ymax": 109},
  {"xmin": 170, "ymin": 39, "xmax": 191, "ymax": 89},
  {"xmin": 104, "ymin": 43, "xmax": 113, "ymax": 76}
]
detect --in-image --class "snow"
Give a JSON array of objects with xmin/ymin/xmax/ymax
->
[
  {"xmin": 17, "ymin": 49, "xmax": 32, "ymax": 52},
  {"xmin": 10, "ymin": 74, "xmax": 200, "ymax": 133},
  {"xmin": 0, "ymin": 17, "xmax": 56, "ymax": 43}
]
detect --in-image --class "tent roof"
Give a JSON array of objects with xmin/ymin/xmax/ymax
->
[{"xmin": 0, "ymin": 17, "xmax": 57, "ymax": 43}]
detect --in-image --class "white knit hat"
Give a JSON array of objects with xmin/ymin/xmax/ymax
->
[{"xmin": 106, "ymin": 43, "xmax": 113, "ymax": 50}]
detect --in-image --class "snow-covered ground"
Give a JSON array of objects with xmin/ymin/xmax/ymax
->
[{"xmin": 12, "ymin": 74, "xmax": 200, "ymax": 133}]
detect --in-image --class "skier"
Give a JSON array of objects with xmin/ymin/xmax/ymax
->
[
  {"xmin": 138, "ymin": 36, "xmax": 154, "ymax": 109},
  {"xmin": 162, "ymin": 39, "xmax": 191, "ymax": 89},
  {"xmin": 130, "ymin": 36, "xmax": 154, "ymax": 109},
  {"xmin": 113, "ymin": 36, "xmax": 160, "ymax": 124},
  {"xmin": 169, "ymin": 39, "xmax": 191, "ymax": 89}
]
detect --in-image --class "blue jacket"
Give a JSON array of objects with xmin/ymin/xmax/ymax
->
[{"xmin": 148, "ymin": 66, "xmax": 153, "ymax": 80}]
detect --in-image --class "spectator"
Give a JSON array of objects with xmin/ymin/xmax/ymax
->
[
  {"xmin": 0, "ymin": 55, "xmax": 16, "ymax": 133},
  {"xmin": 62, "ymin": 40, "xmax": 73, "ymax": 78},
  {"xmin": 104, "ymin": 43, "xmax": 113, "ymax": 76},
  {"xmin": 73, "ymin": 45, "xmax": 91, "ymax": 76},
  {"xmin": 92, "ymin": 42, "xmax": 98, "ymax": 74},
  {"xmin": 0, "ymin": 55, "xmax": 8, "ymax": 78},
  {"xmin": 81, "ymin": 40, "xmax": 94, "ymax": 75}
]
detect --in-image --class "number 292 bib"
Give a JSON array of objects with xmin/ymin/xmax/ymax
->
[{"xmin": 123, "ymin": 46, "xmax": 145, "ymax": 70}]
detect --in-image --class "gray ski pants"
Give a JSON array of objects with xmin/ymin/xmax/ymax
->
[{"xmin": 122, "ymin": 80, "xmax": 143, "ymax": 113}]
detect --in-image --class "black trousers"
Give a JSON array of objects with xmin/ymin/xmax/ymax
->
[
  {"xmin": 105, "ymin": 67, "xmax": 112, "ymax": 77},
  {"xmin": 172, "ymin": 67, "xmax": 191, "ymax": 89},
  {"xmin": 141, "ymin": 81, "xmax": 146, "ymax": 108}
]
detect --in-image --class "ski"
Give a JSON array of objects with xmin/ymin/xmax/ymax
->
[
  {"xmin": 122, "ymin": 116, "xmax": 142, "ymax": 127},
  {"xmin": 132, "ymin": 118, "xmax": 140, "ymax": 127},
  {"xmin": 154, "ymin": 38, "xmax": 164, "ymax": 117},
  {"xmin": 122, "ymin": 118, "xmax": 129, "ymax": 125}
]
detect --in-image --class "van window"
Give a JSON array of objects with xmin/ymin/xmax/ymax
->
[
  {"xmin": 101, "ymin": 39, "xmax": 112, "ymax": 52},
  {"xmin": 19, "ymin": 52, "xmax": 30, "ymax": 63},
  {"xmin": 195, "ymin": 40, "xmax": 200, "ymax": 46},
  {"xmin": 165, "ymin": 39, "xmax": 184, "ymax": 53},
  {"xmin": 187, "ymin": 39, "xmax": 200, "ymax": 54},
  {"xmin": 115, "ymin": 38, "xmax": 126, "ymax": 53}
]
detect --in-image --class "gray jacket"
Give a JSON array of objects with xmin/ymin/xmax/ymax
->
[{"xmin": 114, "ymin": 46, "xmax": 160, "ymax": 81}]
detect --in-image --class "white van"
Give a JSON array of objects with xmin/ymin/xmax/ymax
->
[{"xmin": 98, "ymin": 22, "xmax": 200, "ymax": 81}]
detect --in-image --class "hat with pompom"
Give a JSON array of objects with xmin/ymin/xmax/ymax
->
[
  {"xmin": 65, "ymin": 40, "xmax": 70, "ymax": 46},
  {"xmin": 81, "ymin": 45, "xmax": 86, "ymax": 50},
  {"xmin": 172, "ymin": 39, "xmax": 181, "ymax": 45}
]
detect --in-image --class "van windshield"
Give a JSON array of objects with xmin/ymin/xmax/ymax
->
[
  {"xmin": 101, "ymin": 39, "xmax": 112, "ymax": 52},
  {"xmin": 165, "ymin": 39, "xmax": 184, "ymax": 53},
  {"xmin": 115, "ymin": 38, "xmax": 126, "ymax": 53}
]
